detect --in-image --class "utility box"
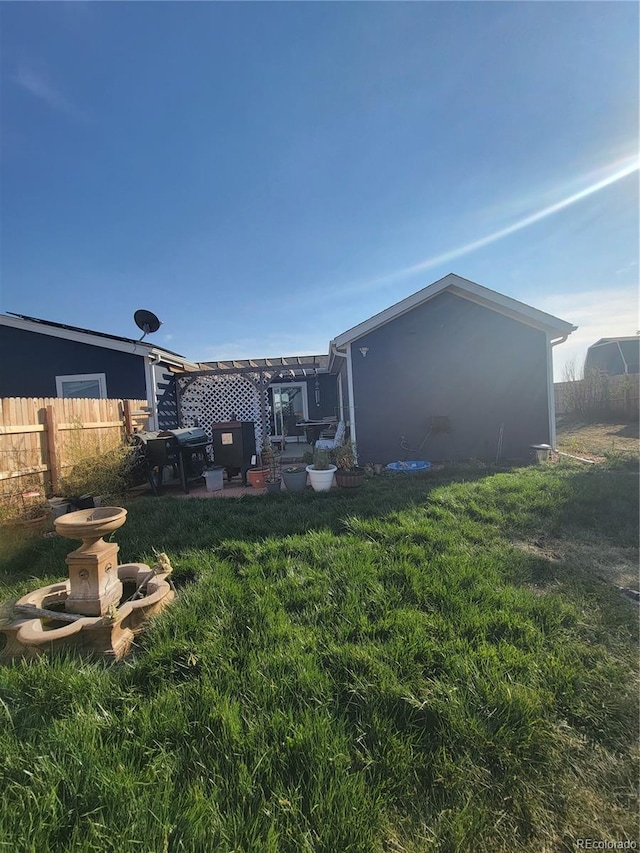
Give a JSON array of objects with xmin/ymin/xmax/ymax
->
[{"xmin": 211, "ymin": 421, "xmax": 256, "ymax": 485}]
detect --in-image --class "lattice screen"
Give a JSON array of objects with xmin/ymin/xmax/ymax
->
[{"xmin": 178, "ymin": 373, "xmax": 271, "ymax": 458}]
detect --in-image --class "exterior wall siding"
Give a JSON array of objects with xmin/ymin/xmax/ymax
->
[
  {"xmin": 350, "ymin": 291, "xmax": 550, "ymax": 464},
  {"xmin": 0, "ymin": 326, "xmax": 147, "ymax": 399},
  {"xmin": 306, "ymin": 373, "xmax": 339, "ymax": 420}
]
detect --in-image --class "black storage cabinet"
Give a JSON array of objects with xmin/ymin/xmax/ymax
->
[{"xmin": 211, "ymin": 421, "xmax": 256, "ymax": 485}]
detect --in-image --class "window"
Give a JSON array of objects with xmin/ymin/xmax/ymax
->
[{"xmin": 55, "ymin": 373, "xmax": 107, "ymax": 399}]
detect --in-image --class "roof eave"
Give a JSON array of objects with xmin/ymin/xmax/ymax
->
[
  {"xmin": 0, "ymin": 313, "xmax": 197, "ymax": 367},
  {"xmin": 332, "ymin": 273, "xmax": 577, "ymax": 345}
]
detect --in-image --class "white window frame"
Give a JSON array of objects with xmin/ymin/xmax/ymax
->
[{"xmin": 55, "ymin": 372, "xmax": 108, "ymax": 399}]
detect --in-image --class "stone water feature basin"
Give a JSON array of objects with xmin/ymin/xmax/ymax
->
[
  {"xmin": 54, "ymin": 506, "xmax": 127, "ymax": 541},
  {"xmin": 0, "ymin": 506, "xmax": 175, "ymax": 661}
]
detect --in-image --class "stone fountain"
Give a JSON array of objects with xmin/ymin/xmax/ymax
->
[{"xmin": 1, "ymin": 507, "xmax": 174, "ymax": 661}]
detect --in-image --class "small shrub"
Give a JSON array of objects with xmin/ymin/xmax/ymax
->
[
  {"xmin": 312, "ymin": 449, "xmax": 331, "ymax": 470},
  {"xmin": 59, "ymin": 443, "xmax": 138, "ymax": 501},
  {"xmin": 332, "ymin": 440, "xmax": 357, "ymax": 471}
]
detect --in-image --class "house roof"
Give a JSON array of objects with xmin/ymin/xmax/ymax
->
[
  {"xmin": 0, "ymin": 312, "xmax": 199, "ymax": 368},
  {"xmin": 330, "ymin": 273, "xmax": 577, "ymax": 351},
  {"xmin": 589, "ymin": 336, "xmax": 640, "ymax": 346}
]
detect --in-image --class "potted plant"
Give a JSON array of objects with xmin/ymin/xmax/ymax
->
[
  {"xmin": 305, "ymin": 449, "xmax": 336, "ymax": 492},
  {"xmin": 282, "ymin": 465, "xmax": 308, "ymax": 493},
  {"xmin": 332, "ymin": 440, "xmax": 365, "ymax": 488},
  {"xmin": 262, "ymin": 439, "xmax": 282, "ymax": 495},
  {"xmin": 247, "ymin": 435, "xmax": 273, "ymax": 490},
  {"xmin": 16, "ymin": 501, "xmax": 51, "ymax": 527},
  {"xmin": 246, "ymin": 466, "xmax": 268, "ymax": 488},
  {"xmin": 2, "ymin": 491, "xmax": 51, "ymax": 528}
]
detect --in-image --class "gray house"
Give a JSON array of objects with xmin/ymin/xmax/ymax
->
[
  {"xmin": 2, "ymin": 275, "xmax": 576, "ymax": 465},
  {"xmin": 0, "ymin": 313, "xmax": 199, "ymax": 430},
  {"xmin": 328, "ymin": 274, "xmax": 576, "ymax": 465}
]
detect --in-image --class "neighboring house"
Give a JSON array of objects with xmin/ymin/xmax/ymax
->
[
  {"xmin": 0, "ymin": 313, "xmax": 199, "ymax": 430},
  {"xmin": 584, "ymin": 337, "xmax": 640, "ymax": 376},
  {"xmin": 328, "ymin": 273, "xmax": 576, "ymax": 464}
]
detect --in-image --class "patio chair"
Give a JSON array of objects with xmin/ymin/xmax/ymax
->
[
  {"xmin": 315, "ymin": 420, "xmax": 345, "ymax": 451},
  {"xmin": 318, "ymin": 416, "xmax": 338, "ymax": 436}
]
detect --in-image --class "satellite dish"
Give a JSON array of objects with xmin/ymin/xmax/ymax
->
[{"xmin": 134, "ymin": 309, "xmax": 162, "ymax": 341}]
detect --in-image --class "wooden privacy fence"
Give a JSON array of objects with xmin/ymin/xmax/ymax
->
[
  {"xmin": 0, "ymin": 397, "xmax": 150, "ymax": 497},
  {"xmin": 554, "ymin": 374, "xmax": 639, "ymax": 420}
]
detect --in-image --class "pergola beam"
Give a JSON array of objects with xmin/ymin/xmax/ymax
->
[{"xmin": 175, "ymin": 362, "xmax": 324, "ymax": 380}]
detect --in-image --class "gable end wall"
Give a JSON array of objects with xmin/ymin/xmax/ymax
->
[{"xmin": 350, "ymin": 291, "xmax": 550, "ymax": 463}]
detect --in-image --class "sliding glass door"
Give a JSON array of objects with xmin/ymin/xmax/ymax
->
[{"xmin": 270, "ymin": 383, "xmax": 308, "ymax": 442}]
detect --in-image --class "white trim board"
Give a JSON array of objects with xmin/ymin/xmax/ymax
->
[{"xmin": 332, "ymin": 274, "xmax": 577, "ymax": 347}]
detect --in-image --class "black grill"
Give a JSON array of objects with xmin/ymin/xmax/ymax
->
[{"xmin": 135, "ymin": 428, "xmax": 211, "ymax": 494}]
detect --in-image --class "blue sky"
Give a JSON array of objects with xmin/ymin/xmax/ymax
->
[{"xmin": 1, "ymin": 2, "xmax": 637, "ymax": 379}]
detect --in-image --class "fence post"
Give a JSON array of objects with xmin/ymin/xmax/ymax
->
[
  {"xmin": 45, "ymin": 404, "xmax": 60, "ymax": 494},
  {"xmin": 123, "ymin": 399, "xmax": 134, "ymax": 436}
]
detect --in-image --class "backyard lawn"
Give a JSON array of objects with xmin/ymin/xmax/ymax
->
[{"xmin": 0, "ymin": 449, "xmax": 638, "ymax": 851}]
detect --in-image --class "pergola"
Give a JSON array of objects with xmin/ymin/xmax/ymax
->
[{"xmin": 174, "ymin": 356, "xmax": 328, "ymax": 445}]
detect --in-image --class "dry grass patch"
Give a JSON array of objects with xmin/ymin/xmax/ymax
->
[{"xmin": 556, "ymin": 419, "xmax": 639, "ymax": 463}]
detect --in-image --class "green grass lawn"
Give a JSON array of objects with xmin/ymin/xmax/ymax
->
[{"xmin": 0, "ymin": 460, "xmax": 638, "ymax": 852}]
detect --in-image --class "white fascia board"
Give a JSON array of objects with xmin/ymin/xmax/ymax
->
[
  {"xmin": 328, "ymin": 340, "xmax": 347, "ymax": 372},
  {"xmin": 0, "ymin": 313, "xmax": 197, "ymax": 369},
  {"xmin": 148, "ymin": 348, "xmax": 198, "ymax": 370},
  {"xmin": 448, "ymin": 282, "xmax": 577, "ymax": 337},
  {"xmin": 332, "ymin": 273, "xmax": 577, "ymax": 346},
  {"xmin": 332, "ymin": 277, "xmax": 455, "ymax": 347}
]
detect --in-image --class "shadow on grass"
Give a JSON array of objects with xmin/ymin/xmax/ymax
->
[
  {"xmin": 2, "ymin": 461, "xmax": 637, "ymax": 601},
  {"xmin": 606, "ymin": 423, "xmax": 639, "ymax": 439}
]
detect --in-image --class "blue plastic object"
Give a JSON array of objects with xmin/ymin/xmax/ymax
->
[{"xmin": 385, "ymin": 460, "xmax": 431, "ymax": 473}]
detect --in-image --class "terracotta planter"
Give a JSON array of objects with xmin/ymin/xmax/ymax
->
[
  {"xmin": 247, "ymin": 467, "xmax": 268, "ymax": 489},
  {"xmin": 305, "ymin": 464, "xmax": 336, "ymax": 492},
  {"xmin": 335, "ymin": 468, "xmax": 365, "ymax": 488},
  {"xmin": 9, "ymin": 513, "xmax": 50, "ymax": 529}
]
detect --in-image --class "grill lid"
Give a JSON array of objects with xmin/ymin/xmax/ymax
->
[
  {"xmin": 161, "ymin": 428, "xmax": 209, "ymax": 447},
  {"xmin": 136, "ymin": 428, "xmax": 209, "ymax": 447}
]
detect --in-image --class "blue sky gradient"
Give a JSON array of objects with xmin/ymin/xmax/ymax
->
[{"xmin": 1, "ymin": 2, "xmax": 637, "ymax": 377}]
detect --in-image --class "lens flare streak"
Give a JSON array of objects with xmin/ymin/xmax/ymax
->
[{"xmin": 357, "ymin": 158, "xmax": 639, "ymax": 292}]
